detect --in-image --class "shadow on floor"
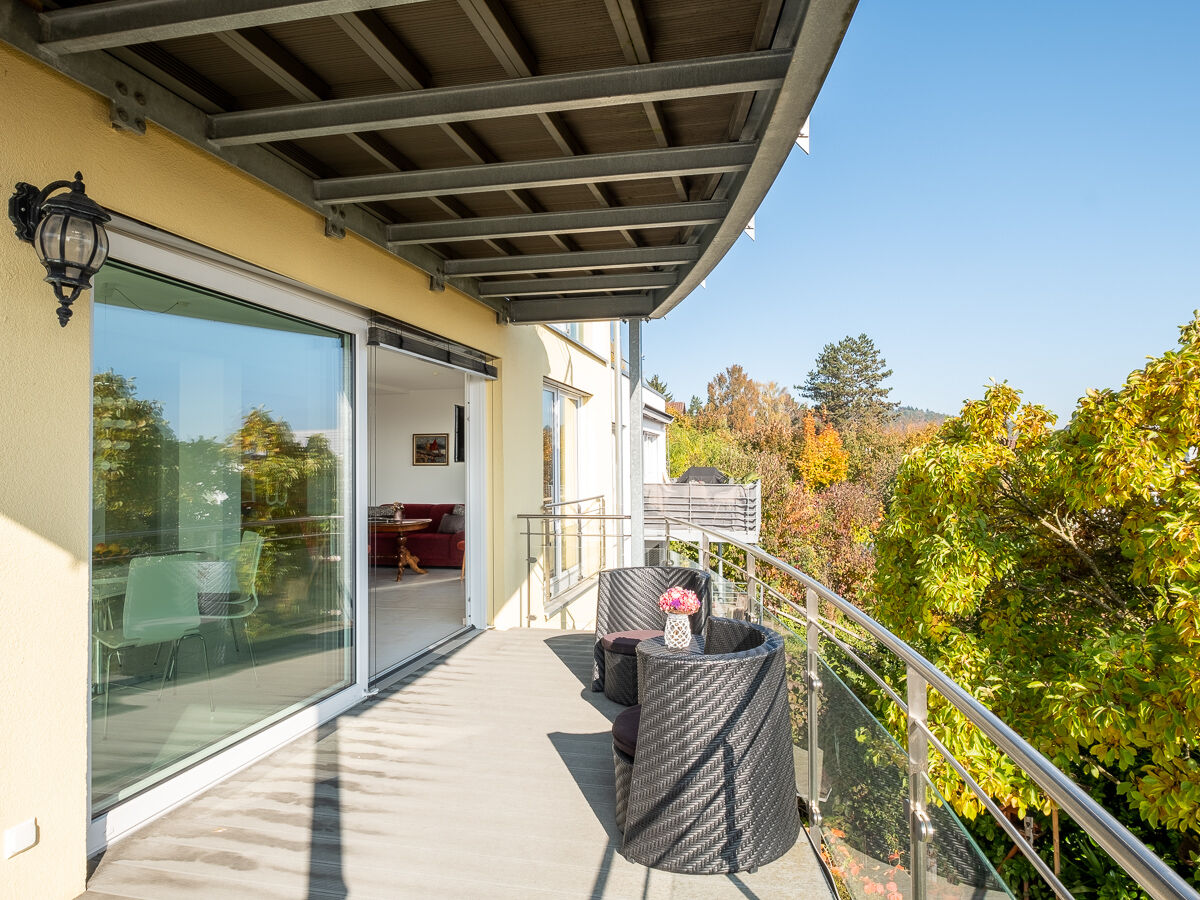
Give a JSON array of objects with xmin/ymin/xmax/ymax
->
[
  {"xmin": 543, "ymin": 632, "xmax": 594, "ymax": 687},
  {"xmin": 307, "ymin": 721, "xmax": 347, "ymax": 900},
  {"xmin": 544, "ymin": 633, "xmax": 626, "ymax": 718},
  {"xmin": 548, "ymin": 730, "xmax": 624, "ymax": 899}
]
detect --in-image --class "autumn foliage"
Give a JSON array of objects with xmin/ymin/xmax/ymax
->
[{"xmin": 873, "ymin": 315, "xmax": 1200, "ymax": 889}]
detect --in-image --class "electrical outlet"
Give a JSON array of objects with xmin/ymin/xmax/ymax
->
[{"xmin": 4, "ymin": 818, "xmax": 37, "ymax": 858}]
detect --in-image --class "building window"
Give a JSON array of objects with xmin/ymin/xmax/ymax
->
[
  {"xmin": 551, "ymin": 322, "xmax": 584, "ymax": 344},
  {"xmin": 542, "ymin": 385, "xmax": 580, "ymax": 583},
  {"xmin": 90, "ymin": 261, "xmax": 353, "ymax": 814}
]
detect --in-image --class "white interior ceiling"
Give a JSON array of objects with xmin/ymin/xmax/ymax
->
[{"xmin": 372, "ymin": 346, "xmax": 465, "ymax": 393}]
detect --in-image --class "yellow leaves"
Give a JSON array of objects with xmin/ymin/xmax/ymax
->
[{"xmin": 797, "ymin": 412, "xmax": 850, "ymax": 489}]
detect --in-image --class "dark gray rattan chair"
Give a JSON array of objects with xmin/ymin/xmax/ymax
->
[
  {"xmin": 613, "ymin": 617, "xmax": 799, "ymax": 874},
  {"xmin": 592, "ymin": 566, "xmax": 711, "ymax": 693}
]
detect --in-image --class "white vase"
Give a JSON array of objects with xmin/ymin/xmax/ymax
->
[{"xmin": 664, "ymin": 612, "xmax": 691, "ymax": 650}]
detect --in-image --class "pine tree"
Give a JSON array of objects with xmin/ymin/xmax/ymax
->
[
  {"xmin": 798, "ymin": 333, "xmax": 898, "ymax": 429},
  {"xmin": 646, "ymin": 373, "xmax": 673, "ymax": 400}
]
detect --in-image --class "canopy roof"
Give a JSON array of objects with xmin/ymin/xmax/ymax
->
[{"xmin": 2, "ymin": 0, "xmax": 856, "ymax": 323}]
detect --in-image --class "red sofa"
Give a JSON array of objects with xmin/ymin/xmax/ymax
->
[{"xmin": 369, "ymin": 503, "xmax": 464, "ymax": 569}]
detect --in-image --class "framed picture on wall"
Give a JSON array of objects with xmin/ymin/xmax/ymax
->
[{"xmin": 413, "ymin": 433, "xmax": 450, "ymax": 466}]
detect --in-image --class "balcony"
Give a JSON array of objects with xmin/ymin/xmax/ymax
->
[
  {"xmin": 644, "ymin": 480, "xmax": 761, "ymax": 544},
  {"xmin": 83, "ymin": 516, "xmax": 1199, "ymax": 900},
  {"xmin": 83, "ymin": 627, "xmax": 832, "ymax": 899}
]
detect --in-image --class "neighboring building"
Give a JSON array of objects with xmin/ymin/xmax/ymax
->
[{"xmin": 0, "ymin": 1, "xmax": 853, "ymax": 896}]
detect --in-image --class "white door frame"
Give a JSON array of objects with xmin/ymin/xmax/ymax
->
[
  {"xmin": 464, "ymin": 374, "xmax": 488, "ymax": 628},
  {"xmin": 89, "ymin": 220, "xmax": 493, "ymax": 853},
  {"xmin": 88, "ymin": 222, "xmax": 372, "ymax": 854}
]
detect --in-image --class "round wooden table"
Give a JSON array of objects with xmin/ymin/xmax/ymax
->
[{"xmin": 369, "ymin": 518, "xmax": 432, "ymax": 581}]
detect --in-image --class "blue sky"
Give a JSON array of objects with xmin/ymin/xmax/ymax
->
[{"xmin": 644, "ymin": 2, "xmax": 1200, "ymax": 421}]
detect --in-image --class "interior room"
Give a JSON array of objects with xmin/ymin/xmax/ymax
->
[{"xmin": 368, "ymin": 347, "xmax": 468, "ymax": 678}]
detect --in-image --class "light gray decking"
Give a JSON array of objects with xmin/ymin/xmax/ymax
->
[{"xmin": 83, "ymin": 628, "xmax": 833, "ymax": 899}]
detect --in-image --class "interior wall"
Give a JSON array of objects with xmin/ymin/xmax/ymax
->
[{"xmin": 372, "ymin": 388, "xmax": 466, "ymax": 505}]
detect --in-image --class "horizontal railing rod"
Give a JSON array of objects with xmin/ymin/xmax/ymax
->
[
  {"xmin": 517, "ymin": 514, "xmax": 631, "ymax": 520},
  {"xmin": 918, "ymin": 720, "xmax": 1073, "ymax": 900},
  {"xmin": 809, "ymin": 618, "xmax": 908, "ymax": 714},
  {"xmin": 816, "ymin": 613, "xmax": 872, "ymax": 644},
  {"xmin": 662, "ymin": 516, "xmax": 1199, "ymax": 900},
  {"xmin": 542, "ymin": 494, "xmax": 606, "ymax": 509}
]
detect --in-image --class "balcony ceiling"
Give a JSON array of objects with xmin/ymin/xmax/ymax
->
[{"xmin": 1, "ymin": 0, "xmax": 857, "ymax": 323}]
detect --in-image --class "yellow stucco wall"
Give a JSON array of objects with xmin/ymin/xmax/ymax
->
[
  {"xmin": 530, "ymin": 324, "xmax": 623, "ymax": 631},
  {"xmin": 0, "ymin": 42, "xmax": 599, "ymax": 898}
]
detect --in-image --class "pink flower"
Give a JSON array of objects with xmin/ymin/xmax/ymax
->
[{"xmin": 658, "ymin": 586, "xmax": 701, "ymax": 616}]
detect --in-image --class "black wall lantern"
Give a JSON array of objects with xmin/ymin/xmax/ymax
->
[{"xmin": 8, "ymin": 172, "xmax": 111, "ymax": 327}]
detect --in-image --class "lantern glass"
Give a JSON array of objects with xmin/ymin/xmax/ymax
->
[
  {"xmin": 34, "ymin": 211, "xmax": 108, "ymax": 287},
  {"xmin": 33, "ymin": 209, "xmax": 65, "ymax": 265}
]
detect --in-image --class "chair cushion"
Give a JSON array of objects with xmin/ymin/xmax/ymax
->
[
  {"xmin": 600, "ymin": 629, "xmax": 662, "ymax": 655},
  {"xmin": 612, "ymin": 704, "xmax": 641, "ymax": 758}
]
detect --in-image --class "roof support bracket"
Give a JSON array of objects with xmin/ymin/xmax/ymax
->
[
  {"xmin": 108, "ymin": 80, "xmax": 147, "ymax": 134},
  {"xmin": 429, "ymin": 270, "xmax": 446, "ymax": 293},
  {"xmin": 323, "ymin": 205, "xmax": 347, "ymax": 239}
]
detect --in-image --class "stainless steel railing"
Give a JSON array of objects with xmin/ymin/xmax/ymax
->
[
  {"xmin": 659, "ymin": 516, "xmax": 1198, "ymax": 900},
  {"xmin": 518, "ymin": 503, "xmax": 631, "ymax": 627}
]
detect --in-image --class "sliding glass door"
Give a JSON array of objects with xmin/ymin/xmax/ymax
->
[{"xmin": 90, "ymin": 261, "xmax": 354, "ymax": 813}]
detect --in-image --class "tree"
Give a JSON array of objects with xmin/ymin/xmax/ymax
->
[
  {"xmin": 872, "ymin": 315, "xmax": 1200, "ymax": 889},
  {"xmin": 798, "ymin": 333, "xmax": 898, "ymax": 430},
  {"xmin": 646, "ymin": 373, "xmax": 673, "ymax": 401},
  {"xmin": 702, "ymin": 364, "xmax": 761, "ymax": 432},
  {"xmin": 795, "ymin": 412, "xmax": 849, "ymax": 490},
  {"xmin": 93, "ymin": 371, "xmax": 179, "ymax": 551}
]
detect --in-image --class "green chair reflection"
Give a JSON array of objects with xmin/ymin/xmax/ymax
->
[
  {"xmin": 202, "ymin": 530, "xmax": 263, "ymax": 681},
  {"xmin": 93, "ymin": 554, "xmax": 214, "ymax": 738}
]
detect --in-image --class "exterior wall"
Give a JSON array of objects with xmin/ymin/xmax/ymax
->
[
  {"xmin": 0, "ymin": 44, "xmax": 550, "ymax": 899},
  {"xmin": 372, "ymin": 388, "xmax": 467, "ymax": 505},
  {"xmin": 524, "ymin": 327, "xmax": 671, "ymax": 632},
  {"xmin": 520, "ymin": 324, "xmax": 622, "ymax": 628}
]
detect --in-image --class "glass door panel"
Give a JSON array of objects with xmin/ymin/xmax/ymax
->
[{"xmin": 90, "ymin": 261, "xmax": 354, "ymax": 814}]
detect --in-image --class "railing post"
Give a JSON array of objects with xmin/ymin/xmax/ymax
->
[
  {"xmin": 542, "ymin": 518, "xmax": 551, "ymax": 626},
  {"xmin": 600, "ymin": 516, "xmax": 606, "ymax": 572},
  {"xmin": 745, "ymin": 553, "xmax": 757, "ymax": 623},
  {"xmin": 699, "ymin": 531, "xmax": 710, "ymax": 571},
  {"xmin": 907, "ymin": 666, "xmax": 932, "ymax": 900},
  {"xmin": 806, "ymin": 586, "xmax": 823, "ymax": 849},
  {"xmin": 664, "ymin": 520, "xmax": 671, "ymax": 565}
]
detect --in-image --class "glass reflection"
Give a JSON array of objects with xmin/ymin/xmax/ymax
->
[{"xmin": 90, "ymin": 262, "xmax": 353, "ymax": 813}]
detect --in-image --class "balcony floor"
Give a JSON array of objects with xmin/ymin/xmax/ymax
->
[{"xmin": 83, "ymin": 629, "xmax": 832, "ymax": 899}]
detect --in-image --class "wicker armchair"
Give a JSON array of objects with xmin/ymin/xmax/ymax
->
[
  {"xmin": 592, "ymin": 565, "xmax": 711, "ymax": 693},
  {"xmin": 613, "ymin": 617, "xmax": 799, "ymax": 874}
]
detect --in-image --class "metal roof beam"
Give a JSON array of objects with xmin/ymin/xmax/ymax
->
[
  {"xmin": 327, "ymin": 10, "xmax": 566, "ymax": 254},
  {"xmin": 507, "ymin": 295, "xmax": 657, "ymax": 324},
  {"xmin": 314, "ymin": 143, "xmax": 755, "ymax": 204},
  {"xmin": 602, "ymin": 0, "xmax": 687, "ymax": 201},
  {"xmin": 479, "ymin": 272, "xmax": 676, "ymax": 297},
  {"xmin": 39, "ymin": 0, "xmax": 434, "ymax": 54},
  {"xmin": 330, "ymin": 11, "xmax": 428, "ymax": 90},
  {"xmin": 207, "ymin": 50, "xmax": 791, "ymax": 146},
  {"xmin": 0, "ymin": 0, "xmax": 508, "ymax": 316},
  {"xmin": 386, "ymin": 201, "xmax": 727, "ymax": 245},
  {"xmin": 443, "ymin": 245, "xmax": 701, "ymax": 277},
  {"xmin": 454, "ymin": 0, "xmax": 634, "ymax": 245}
]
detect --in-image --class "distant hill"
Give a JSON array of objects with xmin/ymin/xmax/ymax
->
[{"xmin": 893, "ymin": 406, "xmax": 949, "ymax": 427}]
